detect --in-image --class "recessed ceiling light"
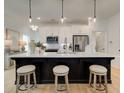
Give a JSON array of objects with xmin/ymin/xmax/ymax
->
[{"xmin": 37, "ymin": 17, "xmax": 41, "ymax": 20}]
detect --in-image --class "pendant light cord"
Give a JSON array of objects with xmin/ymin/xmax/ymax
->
[
  {"xmin": 62, "ymin": 0, "xmax": 64, "ymax": 18},
  {"xmin": 94, "ymin": 0, "xmax": 96, "ymax": 18},
  {"xmin": 29, "ymin": 0, "xmax": 32, "ymax": 19}
]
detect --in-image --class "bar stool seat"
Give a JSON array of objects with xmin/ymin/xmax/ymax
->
[
  {"xmin": 17, "ymin": 65, "xmax": 35, "ymax": 74},
  {"xmin": 90, "ymin": 65, "xmax": 107, "ymax": 74},
  {"xmin": 53, "ymin": 65, "xmax": 69, "ymax": 92},
  {"xmin": 16, "ymin": 65, "xmax": 37, "ymax": 93},
  {"xmin": 53, "ymin": 65, "xmax": 69, "ymax": 76},
  {"xmin": 89, "ymin": 65, "xmax": 108, "ymax": 93}
]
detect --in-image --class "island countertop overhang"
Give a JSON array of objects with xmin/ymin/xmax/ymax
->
[{"xmin": 9, "ymin": 52, "xmax": 115, "ymax": 58}]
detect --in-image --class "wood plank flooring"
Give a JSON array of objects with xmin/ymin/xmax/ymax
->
[{"xmin": 4, "ymin": 67, "xmax": 120, "ymax": 93}]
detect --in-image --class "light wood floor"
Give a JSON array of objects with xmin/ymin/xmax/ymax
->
[{"xmin": 4, "ymin": 67, "xmax": 120, "ymax": 93}]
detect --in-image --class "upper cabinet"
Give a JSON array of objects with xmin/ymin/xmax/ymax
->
[{"xmin": 39, "ymin": 25, "xmax": 89, "ymax": 44}]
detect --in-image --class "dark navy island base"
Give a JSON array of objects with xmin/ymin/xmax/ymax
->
[{"xmin": 11, "ymin": 57, "xmax": 114, "ymax": 84}]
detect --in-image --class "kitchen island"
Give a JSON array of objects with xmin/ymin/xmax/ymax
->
[{"xmin": 9, "ymin": 52, "xmax": 114, "ymax": 84}]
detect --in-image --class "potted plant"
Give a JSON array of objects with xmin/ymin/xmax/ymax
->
[{"xmin": 35, "ymin": 41, "xmax": 45, "ymax": 54}]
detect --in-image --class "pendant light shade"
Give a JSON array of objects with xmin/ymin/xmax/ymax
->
[
  {"xmin": 29, "ymin": 16, "xmax": 32, "ymax": 23},
  {"xmin": 61, "ymin": 17, "xmax": 66, "ymax": 24},
  {"xmin": 93, "ymin": 17, "xmax": 96, "ymax": 23},
  {"xmin": 61, "ymin": 18, "xmax": 64, "ymax": 23}
]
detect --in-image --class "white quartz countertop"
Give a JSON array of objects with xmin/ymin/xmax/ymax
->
[{"xmin": 9, "ymin": 52, "xmax": 115, "ymax": 58}]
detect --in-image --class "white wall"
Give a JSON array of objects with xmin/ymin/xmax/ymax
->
[
  {"xmin": 94, "ymin": 12, "xmax": 120, "ymax": 55},
  {"xmin": 107, "ymin": 13, "xmax": 120, "ymax": 55},
  {"xmin": 94, "ymin": 13, "xmax": 120, "ymax": 68},
  {"xmin": 107, "ymin": 13, "xmax": 120, "ymax": 68}
]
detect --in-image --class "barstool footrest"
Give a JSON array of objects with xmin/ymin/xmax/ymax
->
[
  {"xmin": 57, "ymin": 84, "xmax": 67, "ymax": 91},
  {"xmin": 18, "ymin": 84, "xmax": 34, "ymax": 91},
  {"xmin": 90, "ymin": 79, "xmax": 107, "ymax": 91}
]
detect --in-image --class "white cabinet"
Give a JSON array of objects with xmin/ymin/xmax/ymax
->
[
  {"xmin": 59, "ymin": 26, "xmax": 72, "ymax": 43},
  {"xmin": 39, "ymin": 25, "xmax": 89, "ymax": 44}
]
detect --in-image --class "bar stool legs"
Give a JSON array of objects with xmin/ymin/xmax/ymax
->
[
  {"xmin": 24, "ymin": 75, "xmax": 27, "ymax": 88},
  {"xmin": 65, "ymin": 74, "xmax": 69, "ymax": 92},
  {"xmin": 105, "ymin": 75, "xmax": 108, "ymax": 93},
  {"xmin": 99, "ymin": 75, "xmax": 102, "ymax": 87},
  {"xmin": 27, "ymin": 73, "xmax": 31, "ymax": 93},
  {"xmin": 89, "ymin": 65, "xmax": 108, "ymax": 93},
  {"xmin": 89, "ymin": 72, "xmax": 92, "ymax": 86},
  {"xmin": 93, "ymin": 74, "xmax": 96, "ymax": 93},
  {"xmin": 53, "ymin": 65, "xmax": 69, "ymax": 93},
  {"xmin": 16, "ymin": 75, "xmax": 20, "ymax": 93},
  {"xmin": 55, "ymin": 75, "xmax": 58, "ymax": 93},
  {"xmin": 16, "ymin": 65, "xmax": 37, "ymax": 93},
  {"xmin": 33, "ymin": 72, "xmax": 37, "ymax": 88},
  {"xmin": 54, "ymin": 75, "xmax": 69, "ymax": 92},
  {"xmin": 89, "ymin": 73, "xmax": 108, "ymax": 93}
]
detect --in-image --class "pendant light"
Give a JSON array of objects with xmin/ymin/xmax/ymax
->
[
  {"xmin": 29, "ymin": 0, "xmax": 32, "ymax": 23},
  {"xmin": 60, "ymin": 0, "xmax": 66, "ymax": 23},
  {"xmin": 28, "ymin": 0, "xmax": 39, "ymax": 31},
  {"xmin": 93, "ymin": 0, "xmax": 96, "ymax": 23}
]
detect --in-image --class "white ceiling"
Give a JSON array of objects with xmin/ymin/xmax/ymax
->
[{"xmin": 5, "ymin": 0, "xmax": 119, "ymax": 30}]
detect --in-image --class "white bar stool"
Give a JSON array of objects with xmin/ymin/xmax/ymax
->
[
  {"xmin": 89, "ymin": 65, "xmax": 108, "ymax": 93},
  {"xmin": 53, "ymin": 65, "xmax": 69, "ymax": 92},
  {"xmin": 16, "ymin": 65, "xmax": 37, "ymax": 93}
]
